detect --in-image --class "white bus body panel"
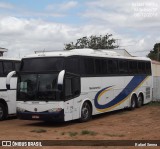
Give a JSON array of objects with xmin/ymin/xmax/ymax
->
[
  {"xmin": 16, "ymin": 75, "xmax": 152, "ymax": 121},
  {"xmin": 16, "ymin": 49, "xmax": 152, "ymax": 121},
  {"xmin": 0, "ymin": 77, "xmax": 17, "ymax": 114}
]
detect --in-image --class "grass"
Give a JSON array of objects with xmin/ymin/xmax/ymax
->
[
  {"xmin": 81, "ymin": 130, "xmax": 98, "ymax": 136},
  {"xmin": 148, "ymin": 102, "xmax": 160, "ymax": 106},
  {"xmin": 68, "ymin": 132, "xmax": 78, "ymax": 137},
  {"xmin": 30, "ymin": 129, "xmax": 47, "ymax": 133},
  {"xmin": 104, "ymin": 133, "xmax": 125, "ymax": 137}
]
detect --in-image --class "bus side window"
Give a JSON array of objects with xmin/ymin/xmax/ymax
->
[
  {"xmin": 95, "ymin": 59, "xmax": 102, "ymax": 75},
  {"xmin": 102, "ymin": 59, "xmax": 107, "ymax": 75},
  {"xmin": 65, "ymin": 77, "xmax": 72, "ymax": 98},
  {"xmin": 3, "ymin": 61, "xmax": 13, "ymax": 75},
  {"xmin": 72, "ymin": 76, "xmax": 80, "ymax": 95},
  {"xmin": 65, "ymin": 57, "xmax": 79, "ymax": 74},
  {"xmin": 108, "ymin": 59, "xmax": 118, "ymax": 74},
  {"xmin": 138, "ymin": 62, "xmax": 145, "ymax": 74},
  {"xmin": 15, "ymin": 62, "xmax": 21, "ymax": 72},
  {"xmin": 64, "ymin": 75, "xmax": 80, "ymax": 100},
  {"xmin": 119, "ymin": 60, "xmax": 128, "ymax": 74},
  {"xmin": 129, "ymin": 61, "xmax": 137, "ymax": 75},
  {"xmin": 146, "ymin": 62, "xmax": 151, "ymax": 75},
  {"xmin": 0, "ymin": 62, "xmax": 3, "ymax": 76}
]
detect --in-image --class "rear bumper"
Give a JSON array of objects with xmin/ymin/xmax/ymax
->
[{"xmin": 17, "ymin": 110, "xmax": 64, "ymax": 122}]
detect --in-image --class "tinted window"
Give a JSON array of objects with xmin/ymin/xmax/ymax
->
[
  {"xmin": 108, "ymin": 59, "xmax": 118, "ymax": 74},
  {"xmin": 64, "ymin": 75, "xmax": 80, "ymax": 100},
  {"xmin": 129, "ymin": 61, "xmax": 137, "ymax": 74},
  {"xmin": 0, "ymin": 62, "xmax": 3, "ymax": 75},
  {"xmin": 65, "ymin": 57, "xmax": 79, "ymax": 74},
  {"xmin": 80, "ymin": 57, "xmax": 94, "ymax": 75},
  {"xmin": 95, "ymin": 59, "xmax": 102, "ymax": 75},
  {"xmin": 101, "ymin": 59, "xmax": 108, "ymax": 74},
  {"xmin": 65, "ymin": 78, "xmax": 72, "ymax": 97},
  {"xmin": 146, "ymin": 62, "xmax": 151, "ymax": 74},
  {"xmin": 15, "ymin": 62, "xmax": 20, "ymax": 71},
  {"xmin": 21, "ymin": 58, "xmax": 64, "ymax": 72},
  {"xmin": 138, "ymin": 62, "xmax": 145, "ymax": 74},
  {"xmin": 3, "ymin": 61, "xmax": 13, "ymax": 75},
  {"xmin": 119, "ymin": 60, "xmax": 128, "ymax": 74}
]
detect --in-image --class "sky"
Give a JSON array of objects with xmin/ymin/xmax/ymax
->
[{"xmin": 0, "ymin": 0, "xmax": 160, "ymax": 58}]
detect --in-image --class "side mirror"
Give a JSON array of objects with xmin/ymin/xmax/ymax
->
[
  {"xmin": 6, "ymin": 71, "xmax": 16, "ymax": 90},
  {"xmin": 57, "ymin": 70, "xmax": 65, "ymax": 91}
]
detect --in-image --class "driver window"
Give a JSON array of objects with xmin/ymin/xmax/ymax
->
[{"xmin": 64, "ymin": 75, "xmax": 80, "ymax": 100}]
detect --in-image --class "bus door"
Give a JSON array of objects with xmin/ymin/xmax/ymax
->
[{"xmin": 63, "ymin": 74, "xmax": 80, "ymax": 121}]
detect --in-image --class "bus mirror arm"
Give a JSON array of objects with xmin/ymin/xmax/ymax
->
[
  {"xmin": 6, "ymin": 71, "xmax": 16, "ymax": 90},
  {"xmin": 57, "ymin": 70, "xmax": 65, "ymax": 91}
]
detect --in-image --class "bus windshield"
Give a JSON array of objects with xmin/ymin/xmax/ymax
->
[
  {"xmin": 17, "ymin": 73, "xmax": 61, "ymax": 101},
  {"xmin": 20, "ymin": 57, "xmax": 64, "ymax": 72}
]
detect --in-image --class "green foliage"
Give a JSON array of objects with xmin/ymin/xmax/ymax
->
[
  {"xmin": 147, "ymin": 43, "xmax": 160, "ymax": 61},
  {"xmin": 64, "ymin": 34, "xmax": 118, "ymax": 50},
  {"xmin": 81, "ymin": 130, "xmax": 97, "ymax": 136},
  {"xmin": 68, "ymin": 132, "xmax": 78, "ymax": 137}
]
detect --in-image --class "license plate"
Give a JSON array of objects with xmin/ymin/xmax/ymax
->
[{"xmin": 32, "ymin": 115, "xmax": 40, "ymax": 119}]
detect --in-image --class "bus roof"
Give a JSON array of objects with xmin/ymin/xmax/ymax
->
[
  {"xmin": 0, "ymin": 57, "xmax": 21, "ymax": 61},
  {"xmin": 23, "ymin": 48, "xmax": 151, "ymax": 61}
]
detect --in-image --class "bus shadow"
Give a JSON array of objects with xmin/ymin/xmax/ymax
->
[
  {"xmin": 91, "ymin": 108, "xmax": 129, "ymax": 121},
  {"xmin": 24, "ymin": 119, "xmax": 78, "ymax": 128},
  {"xmin": 5, "ymin": 115, "xmax": 17, "ymax": 121}
]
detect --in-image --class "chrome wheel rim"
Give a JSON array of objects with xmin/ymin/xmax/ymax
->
[
  {"xmin": 82, "ymin": 103, "xmax": 89, "ymax": 120},
  {"xmin": 132, "ymin": 99, "xmax": 136, "ymax": 108},
  {"xmin": 138, "ymin": 96, "xmax": 143, "ymax": 106}
]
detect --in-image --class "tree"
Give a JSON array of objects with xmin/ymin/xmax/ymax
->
[
  {"xmin": 64, "ymin": 34, "xmax": 118, "ymax": 50},
  {"xmin": 147, "ymin": 43, "xmax": 160, "ymax": 61}
]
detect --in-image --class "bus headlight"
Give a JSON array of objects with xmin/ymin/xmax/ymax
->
[
  {"xmin": 17, "ymin": 107, "xmax": 25, "ymax": 112},
  {"xmin": 48, "ymin": 108, "xmax": 62, "ymax": 113}
]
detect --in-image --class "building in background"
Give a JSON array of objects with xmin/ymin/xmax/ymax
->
[
  {"xmin": 110, "ymin": 49, "xmax": 132, "ymax": 57},
  {"xmin": 152, "ymin": 60, "xmax": 160, "ymax": 101},
  {"xmin": 0, "ymin": 48, "xmax": 8, "ymax": 56}
]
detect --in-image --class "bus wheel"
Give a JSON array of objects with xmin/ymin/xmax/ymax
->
[
  {"xmin": 79, "ymin": 102, "xmax": 92, "ymax": 122},
  {"xmin": 137, "ymin": 94, "xmax": 143, "ymax": 108},
  {"xmin": 0, "ymin": 103, "xmax": 7, "ymax": 121},
  {"xmin": 130, "ymin": 95, "xmax": 136, "ymax": 110}
]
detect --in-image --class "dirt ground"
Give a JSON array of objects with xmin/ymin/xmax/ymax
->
[{"xmin": 0, "ymin": 103, "xmax": 160, "ymax": 149}]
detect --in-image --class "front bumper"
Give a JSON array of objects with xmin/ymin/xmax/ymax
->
[{"xmin": 17, "ymin": 110, "xmax": 64, "ymax": 122}]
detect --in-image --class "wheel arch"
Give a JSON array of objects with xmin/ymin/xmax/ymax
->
[
  {"xmin": 130, "ymin": 92, "xmax": 138, "ymax": 102},
  {"xmin": 79, "ymin": 98, "xmax": 93, "ymax": 118},
  {"xmin": 0, "ymin": 98, "xmax": 8, "ymax": 115},
  {"xmin": 138, "ymin": 92, "xmax": 144, "ymax": 104}
]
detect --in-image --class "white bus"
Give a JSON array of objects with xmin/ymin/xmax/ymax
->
[
  {"xmin": 7, "ymin": 49, "xmax": 152, "ymax": 122},
  {"xmin": 0, "ymin": 57, "xmax": 20, "ymax": 120}
]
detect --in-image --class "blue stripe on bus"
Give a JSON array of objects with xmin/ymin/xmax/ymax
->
[{"xmin": 94, "ymin": 75, "xmax": 147, "ymax": 110}]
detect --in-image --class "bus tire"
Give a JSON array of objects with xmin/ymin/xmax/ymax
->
[
  {"xmin": 137, "ymin": 94, "xmax": 143, "ymax": 108},
  {"xmin": 130, "ymin": 95, "xmax": 137, "ymax": 110},
  {"xmin": 79, "ymin": 101, "xmax": 92, "ymax": 122},
  {"xmin": 0, "ymin": 103, "xmax": 7, "ymax": 121}
]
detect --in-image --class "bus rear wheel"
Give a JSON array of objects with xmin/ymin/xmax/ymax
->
[
  {"xmin": 137, "ymin": 94, "xmax": 143, "ymax": 108},
  {"xmin": 130, "ymin": 95, "xmax": 137, "ymax": 110},
  {"xmin": 79, "ymin": 102, "xmax": 92, "ymax": 122},
  {"xmin": 0, "ymin": 103, "xmax": 7, "ymax": 121}
]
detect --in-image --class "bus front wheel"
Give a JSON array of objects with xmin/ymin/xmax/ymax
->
[
  {"xmin": 79, "ymin": 102, "xmax": 92, "ymax": 122},
  {"xmin": 0, "ymin": 103, "xmax": 7, "ymax": 121}
]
